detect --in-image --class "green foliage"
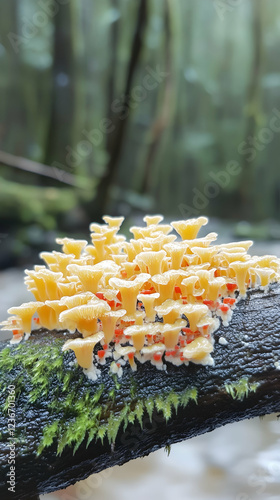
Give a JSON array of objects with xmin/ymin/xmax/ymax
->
[{"xmin": 225, "ymin": 378, "xmax": 259, "ymax": 401}]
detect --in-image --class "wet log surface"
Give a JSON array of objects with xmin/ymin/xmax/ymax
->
[{"xmin": 0, "ymin": 285, "xmax": 280, "ymax": 499}]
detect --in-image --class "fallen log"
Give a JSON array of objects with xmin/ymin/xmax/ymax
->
[{"xmin": 0, "ymin": 284, "xmax": 280, "ymax": 500}]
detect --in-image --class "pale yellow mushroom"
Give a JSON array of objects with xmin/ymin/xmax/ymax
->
[
  {"xmin": 115, "ymin": 344, "xmax": 136, "ymax": 369},
  {"xmin": 218, "ymin": 240, "xmax": 253, "ymax": 252},
  {"xmin": 56, "ymin": 237, "xmax": 88, "ymax": 259},
  {"xmin": 191, "ymin": 246, "xmax": 217, "ymax": 265},
  {"xmin": 59, "ymin": 292, "xmax": 95, "ymax": 309},
  {"xmin": 163, "ymin": 243, "xmax": 186, "ymax": 270},
  {"xmin": 155, "ymin": 299, "xmax": 182, "ymax": 324},
  {"xmin": 219, "ymin": 251, "xmax": 248, "ymax": 265},
  {"xmin": 183, "ymin": 337, "xmax": 213, "ymax": 361},
  {"xmin": 57, "ymin": 280, "xmax": 83, "ymax": 297},
  {"xmin": 251, "ymin": 255, "xmax": 280, "ymax": 272},
  {"xmin": 229, "ymin": 260, "xmax": 254, "ymax": 297},
  {"xmin": 194, "ymin": 269, "xmax": 215, "ymax": 297},
  {"xmin": 90, "ymin": 234, "xmax": 107, "ymax": 262},
  {"xmin": 62, "ymin": 332, "xmax": 104, "ymax": 369},
  {"xmin": 100, "ymin": 309, "xmax": 126, "ymax": 343},
  {"xmin": 207, "ymin": 277, "xmax": 226, "ymax": 301},
  {"xmin": 122, "ymin": 261, "xmax": 139, "ymax": 279},
  {"xmin": 45, "ymin": 300, "xmax": 68, "ymax": 327},
  {"xmin": 49, "ymin": 252, "xmax": 76, "ymax": 276},
  {"xmin": 180, "ymin": 276, "xmax": 204, "ymax": 302},
  {"xmin": 143, "ymin": 215, "xmax": 164, "ymax": 226},
  {"xmin": 137, "ymin": 292, "xmax": 160, "ymax": 322},
  {"xmin": 135, "ymin": 250, "xmax": 166, "ymax": 276},
  {"xmin": 141, "ymin": 342, "xmax": 165, "ymax": 357},
  {"xmin": 8, "ymin": 302, "xmax": 44, "ymax": 334},
  {"xmin": 102, "ymin": 215, "xmax": 124, "ymax": 229},
  {"xmin": 39, "ymin": 252, "xmax": 57, "ymax": 266},
  {"xmin": 152, "ymin": 271, "xmax": 183, "ymax": 304},
  {"xmin": 67, "ymin": 264, "xmax": 104, "ymax": 294},
  {"xmin": 0, "ymin": 316, "xmax": 23, "ymax": 332},
  {"xmin": 250, "ymin": 267, "xmax": 276, "ymax": 288},
  {"xmin": 37, "ymin": 303, "xmax": 59, "ymax": 330},
  {"xmin": 59, "ymin": 300, "xmax": 110, "ymax": 337},
  {"xmin": 182, "ymin": 233, "xmax": 218, "ymax": 253},
  {"xmin": 123, "ymin": 325, "xmax": 147, "ymax": 351},
  {"xmin": 171, "ymin": 217, "xmax": 208, "ymax": 240},
  {"xmin": 109, "ymin": 273, "xmax": 150, "ymax": 315},
  {"xmin": 111, "ymin": 254, "xmax": 127, "ymax": 266},
  {"xmin": 162, "ymin": 319, "xmax": 185, "ymax": 349},
  {"xmin": 180, "ymin": 304, "xmax": 209, "ymax": 332},
  {"xmin": 145, "ymin": 234, "xmax": 176, "ymax": 252}
]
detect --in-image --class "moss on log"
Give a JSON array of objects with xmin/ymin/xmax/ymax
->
[{"xmin": 0, "ymin": 285, "xmax": 280, "ymax": 499}]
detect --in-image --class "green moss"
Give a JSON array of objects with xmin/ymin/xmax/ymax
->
[
  {"xmin": 164, "ymin": 445, "xmax": 171, "ymax": 456},
  {"xmin": 0, "ymin": 338, "xmax": 199, "ymax": 457},
  {"xmin": 225, "ymin": 378, "xmax": 259, "ymax": 401}
]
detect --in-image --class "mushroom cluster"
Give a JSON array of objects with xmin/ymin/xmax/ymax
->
[{"xmin": 2, "ymin": 215, "xmax": 280, "ymax": 378}]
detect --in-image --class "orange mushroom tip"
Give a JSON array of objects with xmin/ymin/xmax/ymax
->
[{"xmin": 2, "ymin": 215, "xmax": 280, "ymax": 378}]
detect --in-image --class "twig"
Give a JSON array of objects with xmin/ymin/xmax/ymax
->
[{"xmin": 0, "ymin": 150, "xmax": 80, "ymax": 187}]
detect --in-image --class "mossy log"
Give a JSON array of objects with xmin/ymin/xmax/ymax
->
[{"xmin": 0, "ymin": 285, "xmax": 280, "ymax": 499}]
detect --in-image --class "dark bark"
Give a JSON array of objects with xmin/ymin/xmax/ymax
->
[{"xmin": 0, "ymin": 284, "xmax": 280, "ymax": 499}]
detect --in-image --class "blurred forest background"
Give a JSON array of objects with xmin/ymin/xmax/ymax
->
[{"xmin": 0, "ymin": 0, "xmax": 280, "ymax": 267}]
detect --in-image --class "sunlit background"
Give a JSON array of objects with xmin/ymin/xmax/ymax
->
[{"xmin": 0, "ymin": 0, "xmax": 280, "ymax": 498}]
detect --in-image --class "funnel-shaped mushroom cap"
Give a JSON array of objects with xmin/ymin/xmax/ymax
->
[
  {"xmin": 183, "ymin": 337, "xmax": 213, "ymax": 361},
  {"xmin": 220, "ymin": 251, "xmax": 248, "ymax": 265},
  {"xmin": 135, "ymin": 250, "xmax": 166, "ymax": 276},
  {"xmin": 102, "ymin": 215, "xmax": 124, "ymax": 229},
  {"xmin": 62, "ymin": 332, "xmax": 104, "ymax": 369},
  {"xmin": 46, "ymin": 300, "xmax": 67, "ymax": 322},
  {"xmin": 152, "ymin": 270, "xmax": 183, "ymax": 304},
  {"xmin": 100, "ymin": 309, "xmax": 126, "ymax": 343},
  {"xmin": 56, "ymin": 237, "xmax": 88, "ymax": 259},
  {"xmin": 207, "ymin": 277, "xmax": 226, "ymax": 301},
  {"xmin": 191, "ymin": 246, "xmax": 217, "ymax": 264},
  {"xmin": 229, "ymin": 260, "xmax": 254, "ymax": 297},
  {"xmin": 25, "ymin": 269, "xmax": 63, "ymax": 301},
  {"xmin": 137, "ymin": 292, "xmax": 159, "ymax": 322},
  {"xmin": 39, "ymin": 252, "xmax": 57, "ymax": 266},
  {"xmin": 59, "ymin": 292, "xmax": 95, "ymax": 309},
  {"xmin": 252, "ymin": 255, "xmax": 280, "ymax": 272},
  {"xmin": 59, "ymin": 300, "xmax": 110, "ymax": 337},
  {"xmin": 194, "ymin": 269, "xmax": 215, "ymax": 295},
  {"xmin": 251, "ymin": 267, "xmax": 276, "ymax": 287},
  {"xmin": 143, "ymin": 215, "xmax": 164, "ymax": 226},
  {"xmin": 163, "ymin": 243, "xmax": 186, "ymax": 269},
  {"xmin": 145, "ymin": 234, "xmax": 176, "ymax": 252},
  {"xmin": 181, "ymin": 276, "xmax": 204, "ymax": 299},
  {"xmin": 8, "ymin": 302, "xmax": 44, "ymax": 334},
  {"xmin": 48, "ymin": 252, "xmax": 76, "ymax": 276},
  {"xmin": 67, "ymin": 264, "xmax": 104, "ymax": 293},
  {"xmin": 109, "ymin": 274, "xmax": 150, "ymax": 315},
  {"xmin": 123, "ymin": 324, "xmax": 147, "ymax": 350},
  {"xmin": 162, "ymin": 319, "xmax": 185, "ymax": 349},
  {"xmin": 36, "ymin": 303, "xmax": 58, "ymax": 330},
  {"xmin": 155, "ymin": 299, "xmax": 182, "ymax": 324},
  {"xmin": 0, "ymin": 315, "xmax": 23, "ymax": 332},
  {"xmin": 180, "ymin": 304, "xmax": 209, "ymax": 332},
  {"xmin": 171, "ymin": 217, "xmax": 208, "ymax": 240},
  {"xmin": 219, "ymin": 240, "xmax": 253, "ymax": 251}
]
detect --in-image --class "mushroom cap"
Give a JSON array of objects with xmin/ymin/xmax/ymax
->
[
  {"xmin": 143, "ymin": 215, "xmax": 164, "ymax": 226},
  {"xmin": 171, "ymin": 217, "xmax": 208, "ymax": 240},
  {"xmin": 183, "ymin": 337, "xmax": 213, "ymax": 361},
  {"xmin": 102, "ymin": 215, "xmax": 124, "ymax": 228},
  {"xmin": 59, "ymin": 300, "xmax": 110, "ymax": 323},
  {"xmin": 62, "ymin": 332, "xmax": 104, "ymax": 369}
]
